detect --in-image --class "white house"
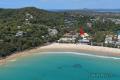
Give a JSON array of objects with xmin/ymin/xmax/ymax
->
[
  {"xmin": 17, "ymin": 26, "xmax": 21, "ymax": 29},
  {"xmin": 58, "ymin": 33, "xmax": 79, "ymax": 43},
  {"xmin": 117, "ymin": 31, "xmax": 120, "ymax": 42},
  {"xmin": 15, "ymin": 31, "xmax": 24, "ymax": 37},
  {"xmin": 48, "ymin": 28, "xmax": 58, "ymax": 36},
  {"xmin": 104, "ymin": 35, "xmax": 114, "ymax": 44}
]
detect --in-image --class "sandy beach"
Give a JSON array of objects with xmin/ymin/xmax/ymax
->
[{"xmin": 0, "ymin": 43, "xmax": 120, "ymax": 65}]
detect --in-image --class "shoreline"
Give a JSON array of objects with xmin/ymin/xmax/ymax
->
[{"xmin": 0, "ymin": 43, "xmax": 120, "ymax": 65}]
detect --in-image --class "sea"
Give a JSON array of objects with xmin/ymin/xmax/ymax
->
[{"xmin": 0, "ymin": 52, "xmax": 120, "ymax": 80}]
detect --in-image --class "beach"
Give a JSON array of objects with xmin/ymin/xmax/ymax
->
[{"xmin": 0, "ymin": 43, "xmax": 120, "ymax": 65}]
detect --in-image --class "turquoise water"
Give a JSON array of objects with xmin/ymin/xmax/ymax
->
[{"xmin": 0, "ymin": 52, "xmax": 120, "ymax": 80}]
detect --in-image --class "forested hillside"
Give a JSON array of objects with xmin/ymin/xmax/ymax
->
[{"xmin": 0, "ymin": 7, "xmax": 64, "ymax": 57}]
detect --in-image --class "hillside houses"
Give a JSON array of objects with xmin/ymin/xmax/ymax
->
[{"xmin": 25, "ymin": 13, "xmax": 34, "ymax": 25}]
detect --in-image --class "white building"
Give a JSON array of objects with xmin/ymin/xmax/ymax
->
[
  {"xmin": 58, "ymin": 33, "xmax": 79, "ymax": 43},
  {"xmin": 58, "ymin": 37, "xmax": 76, "ymax": 43},
  {"xmin": 15, "ymin": 31, "xmax": 24, "ymax": 37},
  {"xmin": 48, "ymin": 28, "xmax": 58, "ymax": 36},
  {"xmin": 117, "ymin": 31, "xmax": 120, "ymax": 42},
  {"xmin": 104, "ymin": 35, "xmax": 114, "ymax": 44},
  {"xmin": 87, "ymin": 22, "xmax": 92, "ymax": 28},
  {"xmin": 17, "ymin": 26, "xmax": 21, "ymax": 29},
  {"xmin": 78, "ymin": 38, "xmax": 90, "ymax": 44}
]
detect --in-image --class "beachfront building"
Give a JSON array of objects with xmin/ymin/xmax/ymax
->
[
  {"xmin": 58, "ymin": 37, "xmax": 76, "ymax": 43},
  {"xmin": 117, "ymin": 31, "xmax": 120, "ymax": 42},
  {"xmin": 104, "ymin": 35, "xmax": 114, "ymax": 44},
  {"xmin": 104, "ymin": 33, "xmax": 120, "ymax": 48},
  {"xmin": 115, "ymin": 31, "xmax": 120, "ymax": 48},
  {"xmin": 58, "ymin": 33, "xmax": 79, "ymax": 43},
  {"xmin": 115, "ymin": 42, "xmax": 120, "ymax": 48},
  {"xmin": 78, "ymin": 27, "xmax": 90, "ymax": 44},
  {"xmin": 78, "ymin": 38, "xmax": 90, "ymax": 45}
]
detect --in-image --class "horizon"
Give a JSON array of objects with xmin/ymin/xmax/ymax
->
[
  {"xmin": 0, "ymin": 0, "xmax": 120, "ymax": 9},
  {"xmin": 1, "ymin": 7, "xmax": 120, "ymax": 10}
]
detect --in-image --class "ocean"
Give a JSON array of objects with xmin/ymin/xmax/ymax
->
[{"xmin": 0, "ymin": 52, "xmax": 120, "ymax": 80}]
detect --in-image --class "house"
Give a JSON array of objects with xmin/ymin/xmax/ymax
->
[
  {"xmin": 26, "ymin": 13, "xmax": 33, "ymax": 19},
  {"xmin": 58, "ymin": 37, "xmax": 76, "ymax": 43},
  {"xmin": 117, "ymin": 31, "xmax": 120, "ymax": 42},
  {"xmin": 79, "ymin": 27, "xmax": 90, "ymax": 44},
  {"xmin": 115, "ymin": 21, "xmax": 120, "ymax": 25},
  {"xmin": 17, "ymin": 26, "xmax": 21, "ymax": 29},
  {"xmin": 15, "ymin": 31, "xmax": 24, "ymax": 37},
  {"xmin": 58, "ymin": 33, "xmax": 79, "ymax": 43},
  {"xmin": 87, "ymin": 22, "xmax": 92, "ymax": 28},
  {"xmin": 114, "ymin": 31, "xmax": 120, "ymax": 48},
  {"xmin": 0, "ymin": 39, "xmax": 3, "ymax": 42},
  {"xmin": 25, "ymin": 13, "xmax": 33, "ymax": 25},
  {"xmin": 48, "ymin": 28, "xmax": 58, "ymax": 36},
  {"xmin": 115, "ymin": 41, "xmax": 120, "ymax": 48},
  {"xmin": 104, "ymin": 35, "xmax": 114, "ymax": 44},
  {"xmin": 104, "ymin": 33, "xmax": 120, "ymax": 48},
  {"xmin": 78, "ymin": 38, "xmax": 90, "ymax": 44}
]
